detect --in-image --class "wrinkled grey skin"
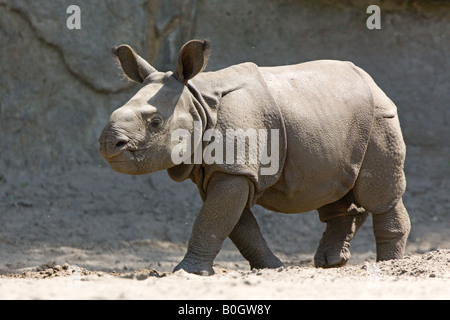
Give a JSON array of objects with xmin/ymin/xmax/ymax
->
[{"xmin": 99, "ymin": 40, "xmax": 411, "ymax": 275}]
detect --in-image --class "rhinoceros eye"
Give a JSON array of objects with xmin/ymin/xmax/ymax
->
[{"xmin": 149, "ymin": 115, "xmax": 163, "ymax": 128}]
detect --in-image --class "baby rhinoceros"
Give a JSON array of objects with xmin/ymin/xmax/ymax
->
[{"xmin": 99, "ymin": 39, "xmax": 411, "ymax": 275}]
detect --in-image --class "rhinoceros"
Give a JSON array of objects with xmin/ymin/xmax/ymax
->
[{"xmin": 99, "ymin": 39, "xmax": 411, "ymax": 275}]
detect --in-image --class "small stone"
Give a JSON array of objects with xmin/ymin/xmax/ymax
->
[
  {"xmin": 53, "ymin": 265, "xmax": 62, "ymax": 272},
  {"xmin": 17, "ymin": 200, "xmax": 33, "ymax": 207},
  {"xmin": 136, "ymin": 273, "xmax": 148, "ymax": 281}
]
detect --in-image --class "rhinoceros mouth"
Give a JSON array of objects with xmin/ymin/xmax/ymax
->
[
  {"xmin": 105, "ymin": 150, "xmax": 141, "ymax": 173},
  {"xmin": 105, "ymin": 147, "xmax": 156, "ymax": 175}
]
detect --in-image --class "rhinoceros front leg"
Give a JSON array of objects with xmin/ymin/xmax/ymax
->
[
  {"xmin": 229, "ymin": 208, "xmax": 283, "ymax": 270},
  {"xmin": 173, "ymin": 173, "xmax": 250, "ymax": 275}
]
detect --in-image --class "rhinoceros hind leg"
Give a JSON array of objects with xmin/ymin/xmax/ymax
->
[
  {"xmin": 314, "ymin": 210, "xmax": 368, "ymax": 268},
  {"xmin": 372, "ymin": 198, "xmax": 410, "ymax": 261},
  {"xmin": 353, "ymin": 116, "xmax": 410, "ymax": 261}
]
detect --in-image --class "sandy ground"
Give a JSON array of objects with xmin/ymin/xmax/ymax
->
[
  {"xmin": 0, "ymin": 249, "xmax": 449, "ymax": 300},
  {"xmin": 0, "ymin": 146, "xmax": 449, "ymax": 299}
]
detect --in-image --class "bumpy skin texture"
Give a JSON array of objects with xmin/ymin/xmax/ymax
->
[{"xmin": 99, "ymin": 40, "xmax": 411, "ymax": 275}]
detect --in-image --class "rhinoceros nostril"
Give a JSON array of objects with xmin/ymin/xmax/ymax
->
[
  {"xmin": 99, "ymin": 129, "xmax": 131, "ymax": 159},
  {"xmin": 115, "ymin": 139, "xmax": 129, "ymax": 149}
]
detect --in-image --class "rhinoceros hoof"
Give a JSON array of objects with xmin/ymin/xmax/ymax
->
[
  {"xmin": 173, "ymin": 259, "xmax": 215, "ymax": 276},
  {"xmin": 314, "ymin": 241, "xmax": 351, "ymax": 268},
  {"xmin": 250, "ymin": 256, "xmax": 284, "ymax": 270}
]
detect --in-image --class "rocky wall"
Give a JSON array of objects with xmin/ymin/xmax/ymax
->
[{"xmin": 0, "ymin": 0, "xmax": 448, "ymax": 171}]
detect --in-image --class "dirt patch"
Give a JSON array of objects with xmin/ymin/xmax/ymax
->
[
  {"xmin": 0, "ymin": 250, "xmax": 448, "ymax": 300},
  {"xmin": 6, "ymin": 249, "xmax": 447, "ymax": 280},
  {"xmin": 2, "ymin": 262, "xmax": 166, "ymax": 281},
  {"xmin": 3, "ymin": 263, "xmax": 90, "ymax": 280},
  {"xmin": 372, "ymin": 249, "xmax": 449, "ymax": 279}
]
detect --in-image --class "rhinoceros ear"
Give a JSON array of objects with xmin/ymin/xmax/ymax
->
[
  {"xmin": 175, "ymin": 39, "xmax": 211, "ymax": 84},
  {"xmin": 112, "ymin": 45, "xmax": 157, "ymax": 83}
]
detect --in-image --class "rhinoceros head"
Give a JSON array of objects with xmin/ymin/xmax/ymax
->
[{"xmin": 99, "ymin": 40, "xmax": 210, "ymax": 175}]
